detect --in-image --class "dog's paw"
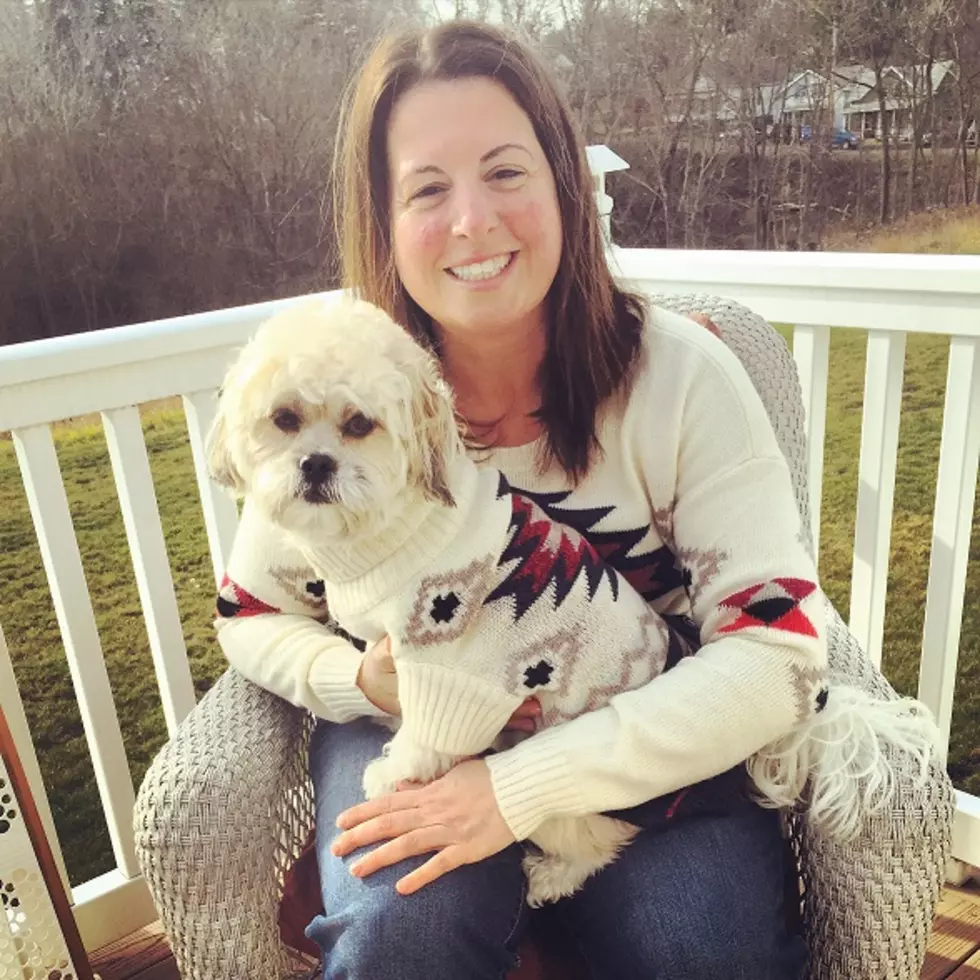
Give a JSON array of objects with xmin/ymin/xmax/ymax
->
[
  {"xmin": 362, "ymin": 755, "xmax": 398, "ymax": 799},
  {"xmin": 522, "ymin": 853, "xmax": 586, "ymax": 908}
]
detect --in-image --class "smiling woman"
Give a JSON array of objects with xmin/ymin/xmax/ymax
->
[{"xmin": 207, "ymin": 18, "xmax": 846, "ymax": 980}]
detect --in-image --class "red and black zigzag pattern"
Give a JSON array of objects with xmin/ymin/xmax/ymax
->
[
  {"xmin": 486, "ymin": 482, "xmax": 618, "ymax": 620},
  {"xmin": 498, "ymin": 477, "xmax": 685, "ymax": 603},
  {"xmin": 717, "ymin": 578, "xmax": 817, "ymax": 637},
  {"xmin": 216, "ymin": 574, "xmax": 280, "ymax": 619}
]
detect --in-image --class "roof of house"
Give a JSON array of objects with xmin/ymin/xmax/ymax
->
[{"xmin": 845, "ymin": 60, "xmax": 957, "ymax": 109}]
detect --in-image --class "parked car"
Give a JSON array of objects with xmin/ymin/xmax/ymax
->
[{"xmin": 832, "ymin": 128, "xmax": 860, "ymax": 149}]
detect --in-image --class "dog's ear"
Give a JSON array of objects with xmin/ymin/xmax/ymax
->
[
  {"xmin": 403, "ymin": 347, "xmax": 459, "ymax": 507},
  {"xmin": 205, "ymin": 393, "xmax": 246, "ymax": 495}
]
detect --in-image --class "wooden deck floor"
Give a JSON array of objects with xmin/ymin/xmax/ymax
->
[
  {"xmin": 922, "ymin": 886, "xmax": 980, "ymax": 979},
  {"xmin": 89, "ymin": 885, "xmax": 980, "ymax": 980}
]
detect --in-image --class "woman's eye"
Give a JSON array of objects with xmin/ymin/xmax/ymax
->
[
  {"xmin": 410, "ymin": 184, "xmax": 445, "ymax": 202},
  {"xmin": 343, "ymin": 412, "xmax": 377, "ymax": 439},
  {"xmin": 492, "ymin": 168, "xmax": 525, "ymax": 182},
  {"xmin": 272, "ymin": 408, "xmax": 302, "ymax": 433}
]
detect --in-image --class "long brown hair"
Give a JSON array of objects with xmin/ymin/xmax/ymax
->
[{"xmin": 334, "ymin": 20, "xmax": 646, "ymax": 479}]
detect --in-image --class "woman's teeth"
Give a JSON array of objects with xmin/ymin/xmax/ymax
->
[{"xmin": 449, "ymin": 254, "xmax": 512, "ymax": 281}]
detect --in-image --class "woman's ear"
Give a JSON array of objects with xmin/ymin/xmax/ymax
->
[{"xmin": 206, "ymin": 395, "xmax": 246, "ymax": 495}]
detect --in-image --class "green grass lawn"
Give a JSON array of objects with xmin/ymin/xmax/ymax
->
[
  {"xmin": 1, "ymin": 324, "xmax": 979, "ymax": 886},
  {"xmin": 0, "ymin": 406, "xmax": 227, "ymax": 883}
]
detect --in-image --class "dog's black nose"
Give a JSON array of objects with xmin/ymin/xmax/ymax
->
[{"xmin": 300, "ymin": 453, "xmax": 337, "ymax": 484}]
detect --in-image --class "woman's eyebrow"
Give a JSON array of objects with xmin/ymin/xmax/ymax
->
[
  {"xmin": 402, "ymin": 143, "xmax": 531, "ymax": 179},
  {"xmin": 481, "ymin": 142, "xmax": 532, "ymax": 163},
  {"xmin": 405, "ymin": 164, "xmax": 444, "ymax": 178}
]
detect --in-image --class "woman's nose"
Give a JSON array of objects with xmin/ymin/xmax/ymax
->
[{"xmin": 450, "ymin": 184, "xmax": 498, "ymax": 239}]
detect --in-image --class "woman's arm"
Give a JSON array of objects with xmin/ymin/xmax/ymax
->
[{"xmin": 481, "ymin": 312, "xmax": 828, "ymax": 841}]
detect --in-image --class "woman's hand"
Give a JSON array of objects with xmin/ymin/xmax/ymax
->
[
  {"xmin": 357, "ymin": 636, "xmax": 401, "ymax": 715},
  {"xmin": 357, "ymin": 636, "xmax": 542, "ymax": 730},
  {"xmin": 331, "ymin": 758, "xmax": 516, "ymax": 895},
  {"xmin": 504, "ymin": 695, "xmax": 541, "ymax": 733},
  {"xmin": 686, "ymin": 310, "xmax": 722, "ymax": 339}
]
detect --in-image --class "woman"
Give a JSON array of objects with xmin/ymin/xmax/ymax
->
[{"xmin": 216, "ymin": 20, "xmax": 824, "ymax": 979}]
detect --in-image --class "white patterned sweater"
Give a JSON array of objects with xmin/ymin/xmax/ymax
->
[{"xmin": 214, "ymin": 306, "xmax": 828, "ymax": 843}]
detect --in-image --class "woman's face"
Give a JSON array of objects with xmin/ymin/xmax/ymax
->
[{"xmin": 387, "ymin": 77, "xmax": 563, "ymax": 342}]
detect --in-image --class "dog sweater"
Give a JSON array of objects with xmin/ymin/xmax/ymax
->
[
  {"xmin": 271, "ymin": 458, "xmax": 697, "ymax": 759},
  {"xmin": 215, "ymin": 305, "xmax": 828, "ymax": 842}
]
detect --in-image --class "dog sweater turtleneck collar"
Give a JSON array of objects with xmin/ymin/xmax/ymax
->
[{"xmin": 295, "ymin": 456, "xmax": 481, "ymax": 597}]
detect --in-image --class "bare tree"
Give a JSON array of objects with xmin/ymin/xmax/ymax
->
[{"xmin": 944, "ymin": 0, "xmax": 980, "ymax": 203}]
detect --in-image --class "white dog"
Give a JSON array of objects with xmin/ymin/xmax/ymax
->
[
  {"xmin": 206, "ymin": 296, "xmax": 694, "ymax": 905},
  {"xmin": 207, "ymin": 296, "xmax": 941, "ymax": 902}
]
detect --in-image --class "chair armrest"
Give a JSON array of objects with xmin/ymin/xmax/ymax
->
[
  {"xmin": 793, "ymin": 604, "xmax": 954, "ymax": 979},
  {"xmin": 645, "ymin": 292, "xmax": 955, "ymax": 978},
  {"xmin": 134, "ymin": 667, "xmax": 316, "ymax": 979}
]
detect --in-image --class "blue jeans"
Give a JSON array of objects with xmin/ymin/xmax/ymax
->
[{"xmin": 306, "ymin": 719, "xmax": 808, "ymax": 980}]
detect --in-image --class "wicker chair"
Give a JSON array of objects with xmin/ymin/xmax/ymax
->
[{"xmin": 134, "ymin": 295, "xmax": 955, "ymax": 980}]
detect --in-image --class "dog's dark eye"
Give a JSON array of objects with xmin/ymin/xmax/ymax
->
[
  {"xmin": 342, "ymin": 412, "xmax": 376, "ymax": 439},
  {"xmin": 272, "ymin": 408, "xmax": 302, "ymax": 433}
]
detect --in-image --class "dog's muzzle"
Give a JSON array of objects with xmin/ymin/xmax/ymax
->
[{"xmin": 299, "ymin": 453, "xmax": 338, "ymax": 504}]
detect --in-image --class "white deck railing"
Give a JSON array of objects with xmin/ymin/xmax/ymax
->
[{"xmin": 1, "ymin": 247, "xmax": 979, "ymax": 947}]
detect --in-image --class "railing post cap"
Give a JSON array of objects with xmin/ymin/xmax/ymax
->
[{"xmin": 586, "ymin": 144, "xmax": 630, "ymax": 175}]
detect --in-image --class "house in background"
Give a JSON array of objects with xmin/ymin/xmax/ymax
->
[
  {"xmin": 666, "ymin": 60, "xmax": 961, "ymax": 145},
  {"xmin": 841, "ymin": 60, "xmax": 959, "ymax": 141}
]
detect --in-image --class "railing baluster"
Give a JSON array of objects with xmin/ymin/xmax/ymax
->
[
  {"xmin": 849, "ymin": 330, "xmax": 907, "ymax": 667},
  {"xmin": 792, "ymin": 324, "xmax": 831, "ymax": 558},
  {"xmin": 918, "ymin": 337, "xmax": 980, "ymax": 756},
  {"xmin": 11, "ymin": 424, "xmax": 139, "ymax": 878},
  {"xmin": 182, "ymin": 390, "xmax": 239, "ymax": 587},
  {"xmin": 102, "ymin": 405, "xmax": 196, "ymax": 734}
]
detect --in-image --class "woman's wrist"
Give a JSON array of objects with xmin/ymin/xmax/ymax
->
[{"xmin": 484, "ymin": 730, "xmax": 580, "ymax": 841}]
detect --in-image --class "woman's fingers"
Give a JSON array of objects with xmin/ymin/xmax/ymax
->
[
  {"xmin": 503, "ymin": 696, "xmax": 541, "ymax": 732},
  {"xmin": 395, "ymin": 847, "xmax": 464, "ymax": 895},
  {"xmin": 687, "ymin": 311, "xmax": 722, "ymax": 338},
  {"xmin": 349, "ymin": 826, "xmax": 450, "ymax": 878},
  {"xmin": 332, "ymin": 797, "xmax": 425, "ymax": 856},
  {"xmin": 336, "ymin": 786, "xmax": 420, "ymax": 831}
]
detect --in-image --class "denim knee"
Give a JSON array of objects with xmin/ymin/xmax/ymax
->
[
  {"xmin": 628, "ymin": 915, "xmax": 807, "ymax": 980},
  {"xmin": 558, "ymin": 804, "xmax": 808, "ymax": 980},
  {"xmin": 306, "ymin": 844, "xmax": 528, "ymax": 980}
]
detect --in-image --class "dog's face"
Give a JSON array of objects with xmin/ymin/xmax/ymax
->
[{"xmin": 207, "ymin": 298, "xmax": 459, "ymax": 539}]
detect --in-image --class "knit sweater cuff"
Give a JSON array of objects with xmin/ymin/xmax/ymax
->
[
  {"xmin": 484, "ymin": 728, "xmax": 581, "ymax": 841},
  {"xmin": 397, "ymin": 662, "xmax": 522, "ymax": 756},
  {"xmin": 308, "ymin": 648, "xmax": 390, "ymax": 724}
]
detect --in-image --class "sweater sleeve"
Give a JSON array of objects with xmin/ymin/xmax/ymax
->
[
  {"xmin": 214, "ymin": 497, "xmax": 389, "ymax": 723},
  {"xmin": 484, "ymin": 311, "xmax": 828, "ymax": 841}
]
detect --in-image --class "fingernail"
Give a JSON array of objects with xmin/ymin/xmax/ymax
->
[{"xmin": 351, "ymin": 863, "xmax": 363, "ymax": 877}]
